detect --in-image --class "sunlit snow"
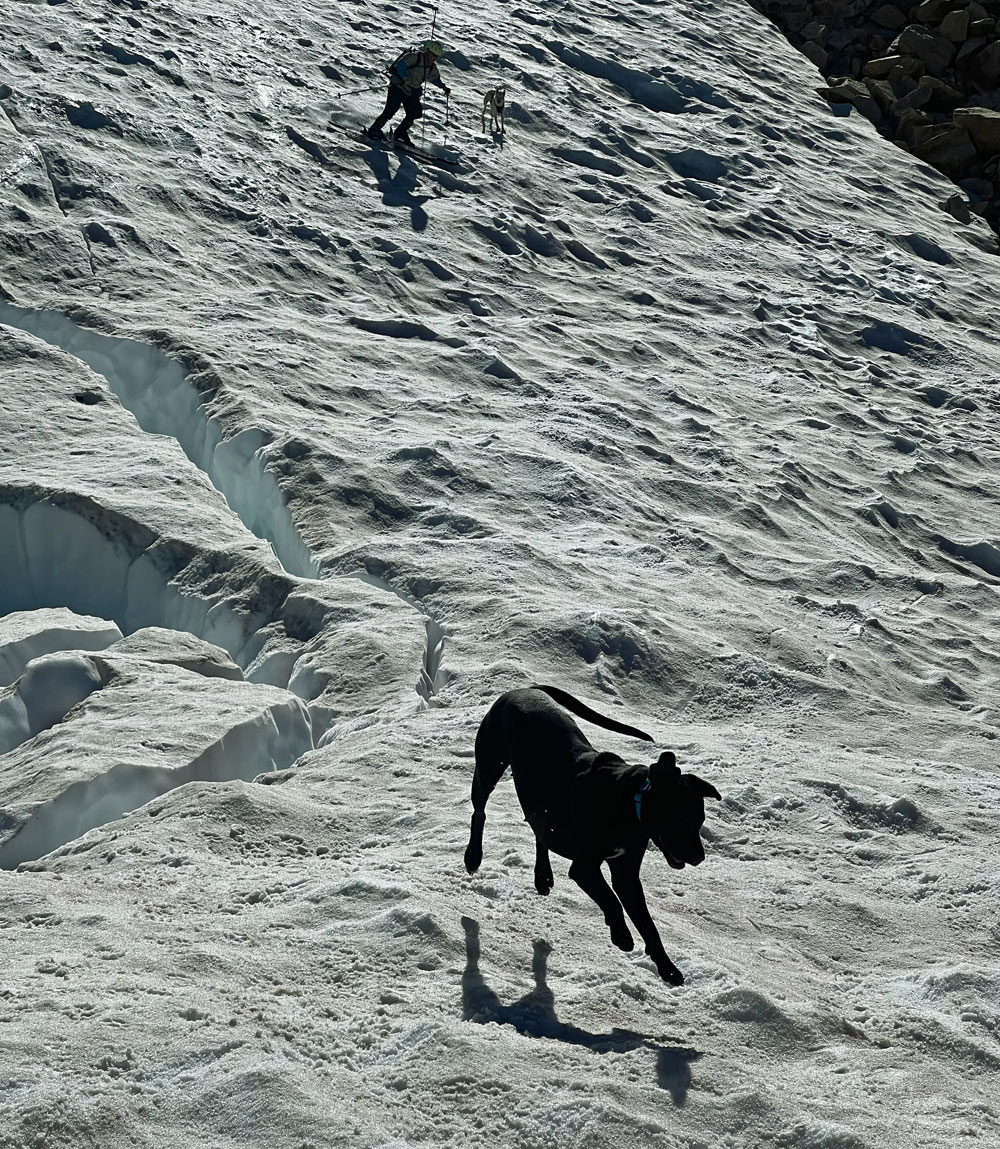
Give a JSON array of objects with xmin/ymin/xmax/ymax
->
[{"xmin": 1, "ymin": 0, "xmax": 998, "ymax": 1145}]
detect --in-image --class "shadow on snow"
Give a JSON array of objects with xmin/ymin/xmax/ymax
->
[
  {"xmin": 360, "ymin": 144, "xmax": 430, "ymax": 232},
  {"xmin": 460, "ymin": 916, "xmax": 701, "ymax": 1103}
]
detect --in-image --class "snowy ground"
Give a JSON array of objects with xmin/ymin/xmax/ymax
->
[{"xmin": 1, "ymin": 0, "xmax": 999, "ymax": 1145}]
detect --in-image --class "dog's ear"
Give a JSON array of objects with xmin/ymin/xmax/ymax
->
[
  {"xmin": 650, "ymin": 750, "xmax": 681, "ymax": 786},
  {"xmin": 685, "ymin": 773, "xmax": 721, "ymax": 801}
]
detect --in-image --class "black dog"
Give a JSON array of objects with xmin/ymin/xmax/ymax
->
[{"xmin": 464, "ymin": 684, "xmax": 720, "ymax": 985}]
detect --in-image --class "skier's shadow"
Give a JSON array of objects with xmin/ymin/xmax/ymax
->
[
  {"xmin": 360, "ymin": 145, "xmax": 430, "ymax": 232},
  {"xmin": 460, "ymin": 916, "xmax": 701, "ymax": 1103}
]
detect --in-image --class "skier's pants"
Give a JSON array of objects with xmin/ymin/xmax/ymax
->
[{"xmin": 370, "ymin": 84, "xmax": 423, "ymax": 134}]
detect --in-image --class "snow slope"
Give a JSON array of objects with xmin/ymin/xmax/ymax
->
[{"xmin": 1, "ymin": 0, "xmax": 999, "ymax": 1145}]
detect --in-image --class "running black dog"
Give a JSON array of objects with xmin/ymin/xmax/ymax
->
[{"xmin": 464, "ymin": 684, "xmax": 720, "ymax": 985}]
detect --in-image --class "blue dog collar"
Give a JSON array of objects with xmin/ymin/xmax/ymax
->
[{"xmin": 634, "ymin": 778, "xmax": 651, "ymax": 823}]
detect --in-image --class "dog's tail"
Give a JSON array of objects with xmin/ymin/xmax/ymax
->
[{"xmin": 530, "ymin": 684, "xmax": 654, "ymax": 742}]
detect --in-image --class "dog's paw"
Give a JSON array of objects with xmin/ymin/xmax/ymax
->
[
  {"xmin": 534, "ymin": 872, "xmax": 554, "ymax": 896},
  {"xmin": 610, "ymin": 925, "xmax": 634, "ymax": 952},
  {"xmin": 658, "ymin": 963, "xmax": 685, "ymax": 986}
]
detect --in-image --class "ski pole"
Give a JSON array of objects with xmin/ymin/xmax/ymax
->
[{"xmin": 330, "ymin": 83, "xmax": 385, "ymax": 99}]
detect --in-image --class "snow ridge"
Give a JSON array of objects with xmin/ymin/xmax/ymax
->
[
  {"xmin": 0, "ymin": 303, "xmax": 450, "ymax": 707},
  {"xmin": 0, "ymin": 673, "xmax": 313, "ymax": 870},
  {"xmin": 0, "ymin": 301, "xmax": 319, "ymax": 579}
]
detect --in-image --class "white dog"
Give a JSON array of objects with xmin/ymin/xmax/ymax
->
[{"xmin": 481, "ymin": 86, "xmax": 506, "ymax": 133}]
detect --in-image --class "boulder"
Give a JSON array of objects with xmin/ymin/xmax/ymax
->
[
  {"xmin": 958, "ymin": 176, "xmax": 995, "ymax": 201},
  {"xmin": 911, "ymin": 122, "xmax": 979, "ymax": 174},
  {"xmin": 889, "ymin": 56, "xmax": 926, "ymax": 81},
  {"xmin": 939, "ymin": 9, "xmax": 969, "ymax": 41},
  {"xmin": 956, "ymin": 37, "xmax": 989, "ymax": 70},
  {"xmin": 940, "ymin": 192, "xmax": 971, "ymax": 223},
  {"xmin": 865, "ymin": 54, "xmax": 903, "ymax": 77},
  {"xmin": 891, "ymin": 84, "xmax": 934, "ymax": 114},
  {"xmin": 894, "ymin": 107, "xmax": 935, "ymax": 144},
  {"xmin": 953, "ymin": 107, "xmax": 1000, "ymax": 155},
  {"xmin": 873, "ymin": 3, "xmax": 907, "ymax": 29},
  {"xmin": 802, "ymin": 40, "xmax": 830, "ymax": 69},
  {"xmin": 890, "ymin": 26, "xmax": 956, "ymax": 76},
  {"xmin": 819, "ymin": 78, "xmax": 883, "ymax": 120},
  {"xmin": 916, "ymin": 74, "xmax": 965, "ymax": 112},
  {"xmin": 968, "ymin": 42, "xmax": 1000, "ymax": 91},
  {"xmin": 864, "ymin": 77, "xmax": 897, "ymax": 110},
  {"xmin": 913, "ymin": 0, "xmax": 959, "ymax": 23}
]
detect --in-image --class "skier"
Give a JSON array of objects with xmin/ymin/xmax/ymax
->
[{"xmin": 363, "ymin": 40, "xmax": 451, "ymax": 146}]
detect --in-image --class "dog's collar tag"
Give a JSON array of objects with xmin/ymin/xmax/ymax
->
[{"xmin": 634, "ymin": 779, "xmax": 651, "ymax": 823}]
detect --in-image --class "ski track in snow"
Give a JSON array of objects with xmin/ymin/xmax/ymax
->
[{"xmin": 1, "ymin": 0, "xmax": 1000, "ymax": 1145}]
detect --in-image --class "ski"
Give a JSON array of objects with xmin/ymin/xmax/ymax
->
[{"xmin": 329, "ymin": 121, "xmax": 461, "ymax": 170}]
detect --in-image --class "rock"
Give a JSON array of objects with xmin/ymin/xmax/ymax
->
[
  {"xmin": 911, "ymin": 122, "xmax": 979, "ymax": 173},
  {"xmin": 894, "ymin": 107, "xmax": 935, "ymax": 144},
  {"xmin": 953, "ymin": 107, "xmax": 1000, "ymax": 155},
  {"xmin": 890, "ymin": 26, "xmax": 956, "ymax": 76},
  {"xmin": 941, "ymin": 192, "xmax": 972, "ymax": 223},
  {"xmin": 913, "ymin": 0, "xmax": 959, "ymax": 23},
  {"xmin": 864, "ymin": 77, "xmax": 897, "ymax": 110},
  {"xmin": 958, "ymin": 176, "xmax": 995, "ymax": 201},
  {"xmin": 819, "ymin": 79, "xmax": 883, "ymax": 120},
  {"xmin": 864, "ymin": 54, "xmax": 903, "ymax": 77},
  {"xmin": 890, "ymin": 56, "xmax": 926, "ymax": 81},
  {"xmin": 802, "ymin": 40, "xmax": 830, "ymax": 69},
  {"xmin": 801, "ymin": 19, "xmax": 827, "ymax": 41},
  {"xmin": 968, "ymin": 42, "xmax": 1000, "ymax": 91},
  {"xmin": 968, "ymin": 19, "xmax": 995, "ymax": 37},
  {"xmin": 891, "ymin": 85, "xmax": 934, "ymax": 114},
  {"xmin": 915, "ymin": 75, "xmax": 965, "ymax": 112},
  {"xmin": 873, "ymin": 3, "xmax": 907, "ymax": 29},
  {"xmin": 956, "ymin": 37, "xmax": 989, "ymax": 70},
  {"xmin": 939, "ymin": 9, "xmax": 969, "ymax": 41}
]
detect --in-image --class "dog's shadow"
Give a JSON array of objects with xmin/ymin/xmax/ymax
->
[
  {"xmin": 460, "ymin": 916, "xmax": 700, "ymax": 1103},
  {"xmin": 360, "ymin": 144, "xmax": 430, "ymax": 232}
]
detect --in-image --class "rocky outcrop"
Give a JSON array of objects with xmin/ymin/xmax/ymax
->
[{"xmin": 752, "ymin": 0, "xmax": 1000, "ymax": 238}]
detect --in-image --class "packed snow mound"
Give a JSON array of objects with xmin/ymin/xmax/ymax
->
[
  {"xmin": 0, "ymin": 606, "xmax": 122, "ymax": 685},
  {"xmin": 0, "ymin": 652, "xmax": 315, "ymax": 869},
  {"xmin": 107, "ymin": 625, "xmax": 244, "ymax": 680},
  {"xmin": 0, "ymin": 650, "xmax": 107, "ymax": 754}
]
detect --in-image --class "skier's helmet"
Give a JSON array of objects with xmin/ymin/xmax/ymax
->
[{"xmin": 423, "ymin": 39, "xmax": 444, "ymax": 56}]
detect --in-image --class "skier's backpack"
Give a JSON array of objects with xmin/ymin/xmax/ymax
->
[{"xmin": 385, "ymin": 47, "xmax": 416, "ymax": 79}]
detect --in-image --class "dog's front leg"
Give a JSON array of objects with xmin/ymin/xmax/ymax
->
[
  {"xmin": 609, "ymin": 856, "xmax": 684, "ymax": 985},
  {"xmin": 567, "ymin": 860, "xmax": 634, "ymax": 952}
]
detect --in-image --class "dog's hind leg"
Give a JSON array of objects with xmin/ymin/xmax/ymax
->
[
  {"xmin": 568, "ymin": 860, "xmax": 634, "ymax": 952},
  {"xmin": 464, "ymin": 706, "xmax": 506, "ymax": 874}
]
